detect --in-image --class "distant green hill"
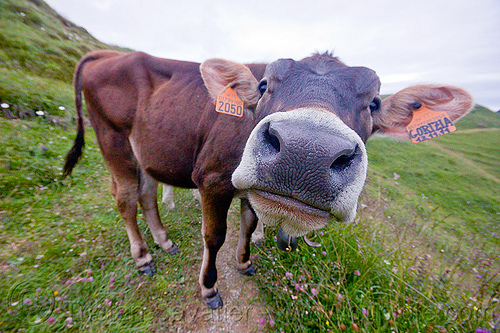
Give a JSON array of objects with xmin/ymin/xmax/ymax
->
[
  {"xmin": 456, "ymin": 104, "xmax": 500, "ymax": 130},
  {"xmin": 0, "ymin": 0, "xmax": 130, "ymax": 118},
  {"xmin": 0, "ymin": 0, "xmax": 128, "ymax": 82}
]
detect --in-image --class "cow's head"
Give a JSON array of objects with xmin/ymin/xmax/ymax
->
[{"xmin": 201, "ymin": 53, "xmax": 473, "ymax": 237}]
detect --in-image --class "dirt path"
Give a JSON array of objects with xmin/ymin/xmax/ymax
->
[{"xmin": 170, "ymin": 202, "xmax": 267, "ymax": 333}]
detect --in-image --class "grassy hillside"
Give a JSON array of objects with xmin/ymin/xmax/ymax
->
[
  {"xmin": 455, "ymin": 104, "xmax": 500, "ymax": 130},
  {"xmin": 0, "ymin": 0, "xmax": 126, "ymax": 82},
  {"xmin": 0, "ymin": 0, "xmax": 129, "ymax": 118},
  {"xmin": 0, "ymin": 1, "xmax": 499, "ymax": 331}
]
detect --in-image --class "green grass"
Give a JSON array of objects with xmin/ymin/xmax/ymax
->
[
  {"xmin": 0, "ymin": 118, "xmax": 206, "ymax": 332},
  {"xmin": 455, "ymin": 105, "xmax": 500, "ymax": 130},
  {"xmin": 3, "ymin": 108, "xmax": 497, "ymax": 332},
  {"xmin": 0, "ymin": 69, "xmax": 75, "ymax": 119},
  {"xmin": 0, "ymin": 0, "xmax": 127, "ymax": 83},
  {"xmin": 1, "ymin": 109, "xmax": 499, "ymax": 333},
  {"xmin": 0, "ymin": 0, "xmax": 130, "ymax": 120},
  {"xmin": 1, "ymin": 1, "xmax": 499, "ymax": 331}
]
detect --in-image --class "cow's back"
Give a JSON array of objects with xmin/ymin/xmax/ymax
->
[{"xmin": 80, "ymin": 51, "xmax": 210, "ymax": 187}]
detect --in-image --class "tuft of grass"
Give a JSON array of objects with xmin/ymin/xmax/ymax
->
[
  {"xmin": 0, "ymin": 69, "xmax": 75, "ymax": 119},
  {"xmin": 256, "ymin": 219, "xmax": 499, "ymax": 332}
]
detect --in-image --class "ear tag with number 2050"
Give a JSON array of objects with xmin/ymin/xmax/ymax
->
[
  {"xmin": 215, "ymin": 87, "xmax": 244, "ymax": 117},
  {"xmin": 406, "ymin": 104, "xmax": 456, "ymax": 143}
]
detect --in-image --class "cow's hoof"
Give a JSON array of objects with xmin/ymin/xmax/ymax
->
[
  {"xmin": 138, "ymin": 262, "xmax": 157, "ymax": 276},
  {"xmin": 165, "ymin": 243, "xmax": 179, "ymax": 255},
  {"xmin": 276, "ymin": 227, "xmax": 298, "ymax": 252},
  {"xmin": 239, "ymin": 263, "xmax": 257, "ymax": 276},
  {"xmin": 204, "ymin": 293, "xmax": 223, "ymax": 309}
]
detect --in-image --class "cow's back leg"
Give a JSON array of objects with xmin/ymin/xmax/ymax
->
[
  {"xmin": 139, "ymin": 173, "xmax": 178, "ymax": 254},
  {"xmin": 236, "ymin": 198, "xmax": 259, "ymax": 275},
  {"xmin": 91, "ymin": 118, "xmax": 155, "ymax": 275},
  {"xmin": 161, "ymin": 184, "xmax": 176, "ymax": 210},
  {"xmin": 198, "ymin": 190, "xmax": 232, "ymax": 309},
  {"xmin": 251, "ymin": 219, "xmax": 264, "ymax": 246}
]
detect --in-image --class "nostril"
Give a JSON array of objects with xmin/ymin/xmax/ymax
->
[
  {"xmin": 264, "ymin": 124, "xmax": 281, "ymax": 153},
  {"xmin": 330, "ymin": 144, "xmax": 358, "ymax": 172}
]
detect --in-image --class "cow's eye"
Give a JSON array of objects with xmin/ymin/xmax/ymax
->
[
  {"xmin": 369, "ymin": 97, "xmax": 381, "ymax": 113},
  {"xmin": 258, "ymin": 80, "xmax": 268, "ymax": 96},
  {"xmin": 411, "ymin": 101, "xmax": 422, "ymax": 110}
]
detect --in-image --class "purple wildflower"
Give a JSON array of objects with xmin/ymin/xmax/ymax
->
[
  {"xmin": 475, "ymin": 329, "xmax": 489, "ymax": 333},
  {"xmin": 354, "ymin": 270, "xmax": 361, "ymax": 276},
  {"xmin": 258, "ymin": 317, "xmax": 266, "ymax": 326},
  {"xmin": 47, "ymin": 316, "xmax": 56, "ymax": 324},
  {"xmin": 295, "ymin": 284, "xmax": 305, "ymax": 293},
  {"xmin": 311, "ymin": 288, "xmax": 319, "ymax": 296},
  {"xmin": 285, "ymin": 272, "xmax": 293, "ymax": 278},
  {"xmin": 362, "ymin": 308, "xmax": 368, "ymax": 317}
]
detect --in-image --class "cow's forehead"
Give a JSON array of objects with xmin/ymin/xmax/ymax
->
[{"xmin": 264, "ymin": 54, "xmax": 381, "ymax": 96}]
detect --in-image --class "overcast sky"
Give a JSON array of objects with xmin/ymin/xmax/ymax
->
[{"xmin": 45, "ymin": 0, "xmax": 500, "ymax": 111}]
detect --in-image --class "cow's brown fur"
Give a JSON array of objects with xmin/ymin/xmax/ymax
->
[{"xmin": 64, "ymin": 50, "xmax": 473, "ymax": 309}]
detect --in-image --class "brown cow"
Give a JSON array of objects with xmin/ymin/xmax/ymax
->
[{"xmin": 63, "ymin": 50, "xmax": 473, "ymax": 309}]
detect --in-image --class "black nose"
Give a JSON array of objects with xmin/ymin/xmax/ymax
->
[{"xmin": 255, "ymin": 119, "xmax": 362, "ymax": 210}]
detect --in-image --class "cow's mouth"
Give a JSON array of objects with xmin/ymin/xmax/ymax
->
[
  {"xmin": 246, "ymin": 189, "xmax": 330, "ymax": 237},
  {"xmin": 252, "ymin": 190, "xmax": 330, "ymax": 217}
]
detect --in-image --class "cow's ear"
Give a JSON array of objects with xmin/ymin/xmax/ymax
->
[
  {"xmin": 372, "ymin": 84, "xmax": 474, "ymax": 138},
  {"xmin": 200, "ymin": 59, "xmax": 260, "ymax": 107}
]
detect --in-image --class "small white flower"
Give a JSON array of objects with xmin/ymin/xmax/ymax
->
[
  {"xmin": 36, "ymin": 254, "xmax": 44, "ymax": 259},
  {"xmin": 58, "ymin": 106, "xmax": 66, "ymax": 111},
  {"xmin": 35, "ymin": 110, "xmax": 45, "ymax": 116},
  {"xmin": 1, "ymin": 103, "xmax": 9, "ymax": 108}
]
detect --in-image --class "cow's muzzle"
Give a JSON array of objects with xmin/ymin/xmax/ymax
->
[{"xmin": 233, "ymin": 108, "xmax": 368, "ymax": 237}]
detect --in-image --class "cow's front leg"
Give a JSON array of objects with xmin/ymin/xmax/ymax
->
[
  {"xmin": 198, "ymin": 191, "xmax": 232, "ymax": 309},
  {"xmin": 236, "ymin": 198, "xmax": 258, "ymax": 275}
]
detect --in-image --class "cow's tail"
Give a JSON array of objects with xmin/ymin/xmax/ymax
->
[{"xmin": 62, "ymin": 53, "xmax": 98, "ymax": 178}]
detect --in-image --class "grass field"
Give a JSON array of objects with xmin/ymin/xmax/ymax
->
[
  {"xmin": 1, "ymin": 1, "xmax": 499, "ymax": 331},
  {"xmin": 1, "ymin": 108, "xmax": 498, "ymax": 332}
]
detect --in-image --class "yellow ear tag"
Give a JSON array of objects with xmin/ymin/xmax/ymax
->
[
  {"xmin": 406, "ymin": 105, "xmax": 456, "ymax": 143},
  {"xmin": 215, "ymin": 87, "xmax": 244, "ymax": 117}
]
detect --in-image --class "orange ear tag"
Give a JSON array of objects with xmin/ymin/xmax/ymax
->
[
  {"xmin": 406, "ymin": 105, "xmax": 456, "ymax": 143},
  {"xmin": 215, "ymin": 87, "xmax": 244, "ymax": 117}
]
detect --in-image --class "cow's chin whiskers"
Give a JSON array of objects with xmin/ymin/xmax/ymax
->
[{"xmin": 247, "ymin": 190, "xmax": 330, "ymax": 237}]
